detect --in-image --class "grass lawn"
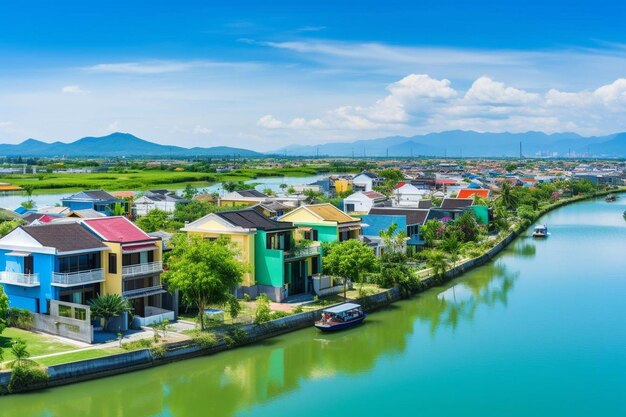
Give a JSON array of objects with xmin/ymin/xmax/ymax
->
[
  {"xmin": 0, "ymin": 328, "xmax": 77, "ymax": 362},
  {"xmin": 36, "ymin": 348, "xmax": 124, "ymax": 367}
]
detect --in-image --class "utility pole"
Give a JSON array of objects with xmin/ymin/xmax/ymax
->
[{"xmin": 519, "ymin": 142, "xmax": 522, "ymax": 160}]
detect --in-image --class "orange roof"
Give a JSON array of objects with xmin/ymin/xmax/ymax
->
[
  {"xmin": 0, "ymin": 184, "xmax": 23, "ymax": 191},
  {"xmin": 111, "ymin": 191, "xmax": 136, "ymax": 198},
  {"xmin": 457, "ymin": 189, "xmax": 490, "ymax": 199}
]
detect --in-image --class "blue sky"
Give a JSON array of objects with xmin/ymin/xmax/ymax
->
[{"xmin": 1, "ymin": 1, "xmax": 626, "ymax": 150}]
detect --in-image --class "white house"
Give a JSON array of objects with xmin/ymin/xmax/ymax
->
[
  {"xmin": 343, "ymin": 191, "xmax": 387, "ymax": 213},
  {"xmin": 392, "ymin": 184, "xmax": 428, "ymax": 206},
  {"xmin": 134, "ymin": 190, "xmax": 188, "ymax": 216},
  {"xmin": 352, "ymin": 172, "xmax": 381, "ymax": 192}
]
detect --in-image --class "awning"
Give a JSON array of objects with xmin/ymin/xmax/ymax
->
[
  {"xmin": 124, "ymin": 287, "xmax": 167, "ymax": 300},
  {"xmin": 339, "ymin": 225, "xmax": 361, "ymax": 232},
  {"xmin": 122, "ymin": 244, "xmax": 157, "ymax": 254},
  {"xmin": 6, "ymin": 251, "xmax": 31, "ymax": 257}
]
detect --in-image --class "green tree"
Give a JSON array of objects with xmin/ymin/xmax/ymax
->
[
  {"xmin": 303, "ymin": 189, "xmax": 324, "ymax": 204},
  {"xmin": 323, "ymin": 240, "xmax": 377, "ymax": 298},
  {"xmin": 0, "ymin": 219, "xmax": 24, "ymax": 237},
  {"xmin": 262, "ymin": 187, "xmax": 275, "ymax": 196},
  {"xmin": 22, "ymin": 185, "xmax": 34, "ymax": 197},
  {"xmin": 0, "ymin": 285, "xmax": 8, "ymax": 334},
  {"xmin": 425, "ymin": 250, "xmax": 449, "ymax": 281},
  {"xmin": 379, "ymin": 224, "xmax": 407, "ymax": 254},
  {"xmin": 136, "ymin": 209, "xmax": 171, "ymax": 232},
  {"xmin": 112, "ymin": 202, "xmax": 125, "ymax": 216},
  {"xmin": 163, "ymin": 234, "xmax": 245, "ymax": 330},
  {"xmin": 182, "ymin": 184, "xmax": 199, "ymax": 200},
  {"xmin": 89, "ymin": 294, "xmax": 131, "ymax": 331},
  {"xmin": 20, "ymin": 200, "xmax": 35, "ymax": 209},
  {"xmin": 253, "ymin": 293, "xmax": 272, "ymax": 324},
  {"xmin": 440, "ymin": 235, "xmax": 461, "ymax": 267},
  {"xmin": 8, "ymin": 339, "xmax": 36, "ymax": 368},
  {"xmin": 420, "ymin": 219, "xmax": 443, "ymax": 247},
  {"xmin": 498, "ymin": 181, "xmax": 518, "ymax": 210}
]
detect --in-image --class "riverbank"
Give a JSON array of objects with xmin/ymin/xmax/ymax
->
[{"xmin": 1, "ymin": 188, "xmax": 623, "ymax": 394}]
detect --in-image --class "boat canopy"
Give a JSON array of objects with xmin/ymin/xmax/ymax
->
[{"xmin": 323, "ymin": 303, "xmax": 362, "ymax": 314}]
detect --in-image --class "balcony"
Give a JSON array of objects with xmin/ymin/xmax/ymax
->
[
  {"xmin": 122, "ymin": 261, "xmax": 163, "ymax": 277},
  {"xmin": 52, "ymin": 268, "xmax": 105, "ymax": 287},
  {"xmin": 0, "ymin": 271, "xmax": 40, "ymax": 287},
  {"xmin": 122, "ymin": 285, "xmax": 166, "ymax": 299},
  {"xmin": 284, "ymin": 244, "xmax": 321, "ymax": 260}
]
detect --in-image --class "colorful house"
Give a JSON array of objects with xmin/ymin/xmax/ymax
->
[
  {"xmin": 82, "ymin": 216, "xmax": 174, "ymax": 326},
  {"xmin": 278, "ymin": 203, "xmax": 361, "ymax": 243},
  {"xmin": 0, "ymin": 223, "xmax": 109, "ymax": 313},
  {"xmin": 219, "ymin": 189, "xmax": 269, "ymax": 207},
  {"xmin": 457, "ymin": 189, "xmax": 490, "ymax": 199},
  {"xmin": 183, "ymin": 208, "xmax": 322, "ymax": 302},
  {"xmin": 343, "ymin": 191, "xmax": 387, "ymax": 213},
  {"xmin": 363, "ymin": 207, "xmax": 429, "ymax": 250},
  {"xmin": 61, "ymin": 190, "xmax": 128, "ymax": 215}
]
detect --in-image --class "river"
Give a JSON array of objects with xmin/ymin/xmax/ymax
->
[
  {"xmin": 2, "ymin": 197, "xmax": 625, "ymax": 416},
  {"xmin": 0, "ymin": 173, "xmax": 333, "ymax": 210}
]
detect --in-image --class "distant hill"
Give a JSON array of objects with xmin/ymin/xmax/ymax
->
[
  {"xmin": 275, "ymin": 130, "xmax": 626, "ymax": 157},
  {"xmin": 0, "ymin": 132, "xmax": 262, "ymax": 157}
]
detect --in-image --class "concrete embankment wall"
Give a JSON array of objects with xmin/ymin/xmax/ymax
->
[{"xmin": 4, "ymin": 190, "xmax": 622, "ymax": 394}]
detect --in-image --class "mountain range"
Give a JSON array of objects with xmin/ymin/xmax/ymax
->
[
  {"xmin": 0, "ymin": 132, "xmax": 261, "ymax": 157},
  {"xmin": 275, "ymin": 130, "xmax": 626, "ymax": 157},
  {"xmin": 1, "ymin": 130, "xmax": 625, "ymax": 158}
]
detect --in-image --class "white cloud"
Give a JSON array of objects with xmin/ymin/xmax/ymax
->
[
  {"xmin": 62, "ymin": 85, "xmax": 90, "ymax": 94},
  {"xmin": 256, "ymin": 74, "xmax": 626, "ymax": 137},
  {"xmin": 464, "ymin": 77, "xmax": 539, "ymax": 105},
  {"xmin": 192, "ymin": 125, "xmax": 213, "ymax": 135},
  {"xmin": 85, "ymin": 60, "xmax": 259, "ymax": 75}
]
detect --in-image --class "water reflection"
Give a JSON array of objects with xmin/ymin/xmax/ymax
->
[{"xmin": 2, "ymin": 260, "xmax": 519, "ymax": 417}]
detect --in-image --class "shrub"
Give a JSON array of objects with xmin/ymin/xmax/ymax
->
[
  {"xmin": 223, "ymin": 327, "xmax": 247, "ymax": 347},
  {"xmin": 271, "ymin": 311, "xmax": 289, "ymax": 320},
  {"xmin": 121, "ymin": 338, "xmax": 153, "ymax": 351},
  {"xmin": 150, "ymin": 345, "xmax": 166, "ymax": 359},
  {"xmin": 242, "ymin": 293, "xmax": 251, "ymax": 302},
  {"xmin": 191, "ymin": 332, "xmax": 218, "ymax": 349},
  {"xmin": 6, "ymin": 308, "xmax": 34, "ymax": 330},
  {"xmin": 8, "ymin": 365, "xmax": 49, "ymax": 393},
  {"xmin": 292, "ymin": 305, "xmax": 304, "ymax": 314},
  {"xmin": 253, "ymin": 294, "xmax": 272, "ymax": 324}
]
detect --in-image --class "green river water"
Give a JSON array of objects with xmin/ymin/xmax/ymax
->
[{"xmin": 2, "ymin": 197, "xmax": 626, "ymax": 416}]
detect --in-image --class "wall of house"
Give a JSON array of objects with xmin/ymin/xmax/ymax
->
[
  {"xmin": 343, "ymin": 196, "xmax": 372, "ymax": 213},
  {"xmin": 360, "ymin": 214, "xmax": 407, "ymax": 238},
  {"xmin": 102, "ymin": 242, "xmax": 122, "ymax": 296},
  {"xmin": 219, "ymin": 199, "xmax": 257, "ymax": 207},
  {"xmin": 62, "ymin": 201, "xmax": 93, "ymax": 211},
  {"xmin": 0, "ymin": 251, "xmax": 54, "ymax": 313},
  {"xmin": 253, "ymin": 231, "xmax": 285, "ymax": 288}
]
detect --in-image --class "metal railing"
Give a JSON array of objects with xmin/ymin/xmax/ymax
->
[
  {"xmin": 0, "ymin": 271, "xmax": 40, "ymax": 286},
  {"xmin": 121, "ymin": 261, "xmax": 163, "ymax": 277},
  {"xmin": 122, "ymin": 285, "xmax": 164, "ymax": 299},
  {"xmin": 52, "ymin": 268, "xmax": 105, "ymax": 286},
  {"xmin": 284, "ymin": 245, "xmax": 321, "ymax": 259}
]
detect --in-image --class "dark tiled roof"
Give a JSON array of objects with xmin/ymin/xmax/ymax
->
[
  {"xmin": 236, "ymin": 189, "xmax": 268, "ymax": 198},
  {"xmin": 368, "ymin": 207, "xmax": 429, "ymax": 225},
  {"xmin": 417, "ymin": 200, "xmax": 433, "ymax": 209},
  {"xmin": 216, "ymin": 209, "xmax": 293, "ymax": 231},
  {"xmin": 22, "ymin": 213, "xmax": 45, "ymax": 224},
  {"xmin": 357, "ymin": 172, "xmax": 378, "ymax": 179},
  {"xmin": 23, "ymin": 223, "xmax": 108, "ymax": 253},
  {"xmin": 440, "ymin": 198, "xmax": 473, "ymax": 209},
  {"xmin": 66, "ymin": 190, "xmax": 119, "ymax": 201}
]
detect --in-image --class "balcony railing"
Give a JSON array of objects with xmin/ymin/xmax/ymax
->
[
  {"xmin": 0, "ymin": 271, "xmax": 40, "ymax": 287},
  {"xmin": 122, "ymin": 261, "xmax": 163, "ymax": 277},
  {"xmin": 122, "ymin": 285, "xmax": 164, "ymax": 299},
  {"xmin": 52, "ymin": 268, "xmax": 105, "ymax": 287},
  {"xmin": 284, "ymin": 245, "xmax": 321, "ymax": 260}
]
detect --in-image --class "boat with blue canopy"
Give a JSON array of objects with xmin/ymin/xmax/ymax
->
[{"xmin": 315, "ymin": 303, "xmax": 366, "ymax": 332}]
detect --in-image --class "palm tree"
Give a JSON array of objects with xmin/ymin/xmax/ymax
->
[
  {"xmin": 9, "ymin": 338, "xmax": 36, "ymax": 368},
  {"xmin": 440, "ymin": 236, "xmax": 461, "ymax": 267},
  {"xmin": 89, "ymin": 294, "xmax": 131, "ymax": 331},
  {"xmin": 426, "ymin": 250, "xmax": 449, "ymax": 281},
  {"xmin": 499, "ymin": 181, "xmax": 518, "ymax": 210}
]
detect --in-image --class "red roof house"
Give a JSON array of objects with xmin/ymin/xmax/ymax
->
[
  {"xmin": 83, "ymin": 216, "xmax": 155, "ymax": 243},
  {"xmin": 457, "ymin": 189, "xmax": 490, "ymax": 199}
]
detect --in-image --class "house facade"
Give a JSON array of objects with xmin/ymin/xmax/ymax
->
[
  {"xmin": 134, "ymin": 189, "xmax": 188, "ymax": 216},
  {"xmin": 82, "ymin": 217, "xmax": 174, "ymax": 326},
  {"xmin": 343, "ymin": 191, "xmax": 387, "ymax": 213},
  {"xmin": 61, "ymin": 190, "xmax": 128, "ymax": 215},
  {"xmin": 278, "ymin": 203, "xmax": 362, "ymax": 244},
  {"xmin": 183, "ymin": 208, "xmax": 322, "ymax": 302},
  {"xmin": 0, "ymin": 223, "xmax": 109, "ymax": 313}
]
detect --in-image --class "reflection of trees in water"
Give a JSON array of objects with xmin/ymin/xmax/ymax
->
[
  {"xmin": 4, "ymin": 262, "xmax": 519, "ymax": 417},
  {"xmin": 414, "ymin": 261, "xmax": 519, "ymax": 334},
  {"xmin": 510, "ymin": 238, "xmax": 537, "ymax": 258}
]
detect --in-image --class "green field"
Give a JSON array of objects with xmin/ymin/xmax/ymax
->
[
  {"xmin": 0, "ymin": 166, "xmax": 332, "ymax": 193},
  {"xmin": 35, "ymin": 347, "xmax": 124, "ymax": 367},
  {"xmin": 0, "ymin": 327, "xmax": 77, "ymax": 363}
]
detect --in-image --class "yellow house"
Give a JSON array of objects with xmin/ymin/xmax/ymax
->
[
  {"xmin": 219, "ymin": 189, "xmax": 269, "ymax": 207},
  {"xmin": 82, "ymin": 217, "xmax": 174, "ymax": 326},
  {"xmin": 334, "ymin": 179, "xmax": 353, "ymax": 194},
  {"xmin": 278, "ymin": 204, "xmax": 361, "ymax": 243},
  {"xmin": 183, "ymin": 208, "xmax": 322, "ymax": 302}
]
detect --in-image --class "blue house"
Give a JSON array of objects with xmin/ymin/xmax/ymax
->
[
  {"xmin": 362, "ymin": 208, "xmax": 429, "ymax": 253},
  {"xmin": 0, "ymin": 223, "xmax": 109, "ymax": 313},
  {"xmin": 61, "ymin": 190, "xmax": 127, "ymax": 215}
]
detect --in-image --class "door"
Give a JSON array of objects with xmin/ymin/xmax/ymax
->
[
  {"xmin": 24, "ymin": 256, "xmax": 34, "ymax": 274},
  {"xmin": 288, "ymin": 261, "xmax": 306, "ymax": 295}
]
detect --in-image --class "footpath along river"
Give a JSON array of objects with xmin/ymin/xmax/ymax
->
[{"xmin": 2, "ymin": 197, "xmax": 626, "ymax": 416}]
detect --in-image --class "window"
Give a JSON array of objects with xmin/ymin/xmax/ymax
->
[
  {"xmin": 108, "ymin": 253, "xmax": 117, "ymax": 274},
  {"xmin": 24, "ymin": 256, "xmax": 33, "ymax": 274},
  {"xmin": 303, "ymin": 229, "xmax": 319, "ymax": 241}
]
